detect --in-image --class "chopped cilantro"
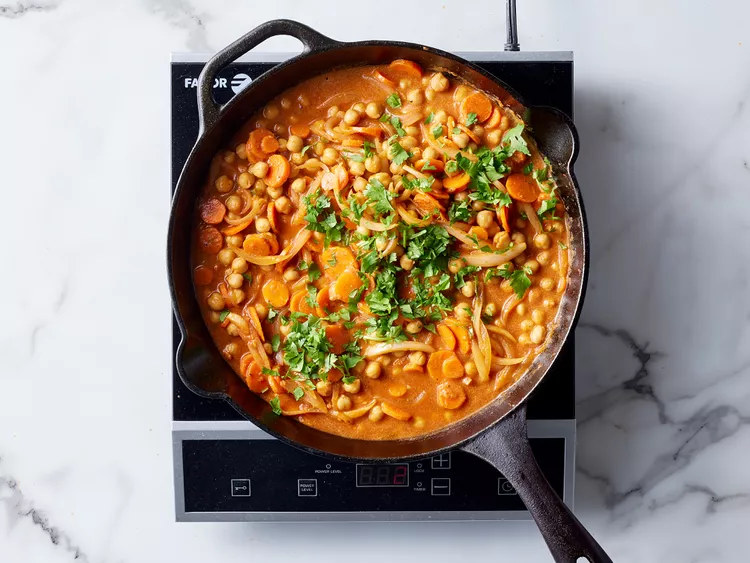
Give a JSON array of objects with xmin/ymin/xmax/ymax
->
[
  {"xmin": 307, "ymin": 263, "xmax": 322, "ymax": 282},
  {"xmin": 262, "ymin": 367, "xmax": 279, "ymax": 377},
  {"xmin": 444, "ymin": 160, "xmax": 458, "ymax": 174},
  {"xmin": 448, "ymin": 199, "xmax": 472, "ymax": 224},
  {"xmin": 405, "ymin": 224, "xmax": 452, "ymax": 278},
  {"xmin": 300, "ymin": 145, "xmax": 312, "ymax": 156},
  {"xmin": 292, "ymin": 387, "xmax": 305, "ymax": 401},
  {"xmin": 389, "ymin": 141, "xmax": 411, "ymax": 166},
  {"xmin": 431, "ymin": 125, "xmax": 444, "ymax": 138},
  {"xmin": 501, "ymin": 124, "xmax": 531, "ymax": 156},
  {"xmin": 386, "ymin": 92, "xmax": 402, "ymax": 108},
  {"xmin": 343, "ymin": 151, "xmax": 365, "ymax": 163},
  {"xmin": 523, "ymin": 162, "xmax": 533, "ymax": 175},
  {"xmin": 537, "ymin": 198, "xmax": 559, "ymax": 220},
  {"xmin": 242, "ymin": 273, "xmax": 253, "ymax": 283},
  {"xmin": 271, "ymin": 334, "xmax": 281, "ymax": 352},
  {"xmin": 344, "ymin": 192, "xmax": 367, "ymax": 221},
  {"xmin": 491, "ymin": 263, "xmax": 532, "ymax": 298},
  {"xmin": 402, "ymin": 175, "xmax": 434, "ymax": 193},
  {"xmin": 304, "ymin": 285, "xmax": 319, "ymax": 308},
  {"xmin": 219, "ymin": 310, "xmax": 230, "ymax": 322},
  {"xmin": 558, "ymin": 241, "xmax": 568, "ymax": 250},
  {"xmin": 465, "ymin": 112, "xmax": 478, "ymax": 126},
  {"xmin": 267, "ymin": 308, "xmax": 279, "ymax": 322},
  {"xmin": 452, "ymin": 127, "xmax": 461, "ymax": 135},
  {"xmin": 420, "ymin": 161, "xmax": 436, "ymax": 171},
  {"xmin": 424, "ymin": 112, "xmax": 435, "ymax": 125},
  {"xmin": 365, "ymin": 179, "xmax": 396, "ymax": 217},
  {"xmin": 454, "ymin": 265, "xmax": 480, "ymax": 289},
  {"xmin": 363, "ymin": 140, "xmax": 374, "ymax": 158},
  {"xmin": 342, "ymin": 375, "xmax": 356, "ymax": 385},
  {"xmin": 303, "ymin": 189, "xmax": 345, "ymax": 247},
  {"xmin": 269, "ymin": 397, "xmax": 282, "ymax": 415}
]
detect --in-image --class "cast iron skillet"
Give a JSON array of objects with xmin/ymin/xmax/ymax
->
[{"xmin": 168, "ymin": 19, "xmax": 612, "ymax": 563}]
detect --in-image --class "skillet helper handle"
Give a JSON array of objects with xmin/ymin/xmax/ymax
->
[
  {"xmin": 197, "ymin": 19, "xmax": 339, "ymax": 134},
  {"xmin": 462, "ymin": 404, "xmax": 613, "ymax": 563}
]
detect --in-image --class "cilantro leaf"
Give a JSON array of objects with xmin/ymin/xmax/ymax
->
[
  {"xmin": 307, "ymin": 262, "xmax": 322, "ymax": 282},
  {"xmin": 402, "ymin": 175, "xmax": 434, "ymax": 193},
  {"xmin": 444, "ymin": 160, "xmax": 458, "ymax": 174},
  {"xmin": 523, "ymin": 162, "xmax": 533, "ymax": 175},
  {"xmin": 271, "ymin": 334, "xmax": 281, "ymax": 352},
  {"xmin": 242, "ymin": 273, "xmax": 253, "ymax": 283},
  {"xmin": 365, "ymin": 179, "xmax": 396, "ymax": 217},
  {"xmin": 448, "ymin": 199, "xmax": 472, "ymax": 224},
  {"xmin": 343, "ymin": 151, "xmax": 365, "ymax": 163},
  {"xmin": 389, "ymin": 141, "xmax": 411, "ymax": 166},
  {"xmin": 292, "ymin": 387, "xmax": 305, "ymax": 401},
  {"xmin": 386, "ymin": 92, "xmax": 402, "ymax": 108},
  {"xmin": 508, "ymin": 268, "xmax": 532, "ymax": 299},
  {"xmin": 558, "ymin": 241, "xmax": 568, "ymax": 249},
  {"xmin": 424, "ymin": 112, "xmax": 435, "ymax": 125},
  {"xmin": 537, "ymin": 198, "xmax": 558, "ymax": 220},
  {"xmin": 454, "ymin": 265, "xmax": 480, "ymax": 289},
  {"xmin": 363, "ymin": 140, "xmax": 374, "ymax": 158},
  {"xmin": 219, "ymin": 310, "xmax": 230, "ymax": 322},
  {"xmin": 262, "ymin": 367, "xmax": 279, "ymax": 377},
  {"xmin": 269, "ymin": 397, "xmax": 282, "ymax": 415},
  {"xmin": 501, "ymin": 124, "xmax": 531, "ymax": 156},
  {"xmin": 452, "ymin": 127, "xmax": 461, "ymax": 135},
  {"xmin": 300, "ymin": 145, "xmax": 312, "ymax": 156},
  {"xmin": 465, "ymin": 112, "xmax": 478, "ymax": 126},
  {"xmin": 303, "ymin": 189, "xmax": 345, "ymax": 247},
  {"xmin": 268, "ymin": 308, "xmax": 279, "ymax": 322},
  {"xmin": 431, "ymin": 125, "xmax": 444, "ymax": 138}
]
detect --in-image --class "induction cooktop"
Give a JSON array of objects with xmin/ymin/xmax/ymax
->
[{"xmin": 171, "ymin": 51, "xmax": 575, "ymax": 522}]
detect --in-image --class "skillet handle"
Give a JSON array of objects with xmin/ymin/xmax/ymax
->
[
  {"xmin": 461, "ymin": 404, "xmax": 613, "ymax": 563},
  {"xmin": 197, "ymin": 19, "xmax": 339, "ymax": 134}
]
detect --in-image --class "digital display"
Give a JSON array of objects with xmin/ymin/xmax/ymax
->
[{"xmin": 356, "ymin": 464, "xmax": 409, "ymax": 487}]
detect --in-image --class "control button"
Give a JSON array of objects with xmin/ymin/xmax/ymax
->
[
  {"xmin": 431, "ymin": 452, "xmax": 451, "ymax": 470},
  {"xmin": 298, "ymin": 478, "xmax": 318, "ymax": 497},
  {"xmin": 231, "ymin": 479, "xmax": 251, "ymax": 497},
  {"xmin": 431, "ymin": 477, "xmax": 451, "ymax": 496},
  {"xmin": 497, "ymin": 477, "xmax": 517, "ymax": 496}
]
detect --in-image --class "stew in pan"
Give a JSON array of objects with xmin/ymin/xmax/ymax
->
[{"xmin": 192, "ymin": 60, "xmax": 568, "ymax": 440}]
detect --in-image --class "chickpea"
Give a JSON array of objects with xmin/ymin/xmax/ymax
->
[
  {"xmin": 343, "ymin": 108, "xmax": 360, "ymax": 126},
  {"xmin": 537, "ymin": 251, "xmax": 551, "ymax": 266},
  {"xmin": 237, "ymin": 172, "xmax": 254, "ymax": 190},
  {"xmin": 365, "ymin": 101, "xmax": 382, "ymax": 119},
  {"xmin": 476, "ymin": 210, "xmax": 495, "ymax": 229},
  {"xmin": 275, "ymin": 196, "xmax": 292, "ymax": 214},
  {"xmin": 286, "ymin": 134, "xmax": 303, "ymax": 153},
  {"xmin": 215, "ymin": 175, "xmax": 233, "ymax": 193},
  {"xmin": 430, "ymin": 72, "xmax": 449, "ymax": 92},
  {"xmin": 516, "ymin": 303, "xmax": 527, "ymax": 315},
  {"xmin": 400, "ymin": 136, "xmax": 417, "ymax": 150},
  {"xmin": 356, "ymin": 225, "xmax": 371, "ymax": 237},
  {"xmin": 251, "ymin": 162, "xmax": 269, "ymax": 178},
  {"xmin": 327, "ymin": 105, "xmax": 339, "ymax": 118},
  {"xmin": 343, "ymin": 379, "xmax": 361, "ymax": 393},
  {"xmin": 448, "ymin": 258, "xmax": 464, "ymax": 274},
  {"xmin": 422, "ymin": 147, "xmax": 439, "ymax": 160},
  {"xmin": 291, "ymin": 151, "xmax": 307, "ymax": 165},
  {"xmin": 544, "ymin": 298, "xmax": 556, "ymax": 309},
  {"xmin": 277, "ymin": 138, "xmax": 288, "ymax": 151},
  {"xmin": 520, "ymin": 319, "xmax": 534, "ymax": 332},
  {"xmin": 262, "ymin": 342, "xmax": 273, "ymax": 354},
  {"xmin": 223, "ymin": 151, "xmax": 236, "ymax": 164},
  {"xmin": 226, "ymin": 234, "xmax": 243, "ymax": 247},
  {"xmin": 472, "ymin": 201, "xmax": 485, "ymax": 212},
  {"xmin": 525, "ymin": 259, "xmax": 540, "ymax": 274},
  {"xmin": 518, "ymin": 333, "xmax": 531, "ymax": 345},
  {"xmin": 515, "ymin": 218, "xmax": 527, "ymax": 229},
  {"xmin": 464, "ymin": 361, "xmax": 478, "ymax": 377},
  {"xmin": 207, "ymin": 292, "xmax": 225, "ymax": 311},
  {"xmin": 389, "ymin": 161, "xmax": 404, "ymax": 175},
  {"xmin": 452, "ymin": 132, "xmax": 470, "ymax": 149},
  {"xmin": 313, "ymin": 141, "xmax": 326, "ymax": 156},
  {"xmin": 433, "ymin": 110, "xmax": 447, "ymax": 124},
  {"xmin": 231, "ymin": 257, "xmax": 248, "ymax": 274},
  {"xmin": 375, "ymin": 237, "xmax": 388, "ymax": 252},
  {"xmin": 336, "ymin": 395, "xmax": 352, "ymax": 411},
  {"xmin": 226, "ymin": 272, "xmax": 244, "ymax": 289},
  {"xmin": 353, "ymin": 176, "xmax": 368, "ymax": 192},
  {"xmin": 223, "ymin": 342, "xmax": 240, "ymax": 360},
  {"xmin": 225, "ymin": 195, "xmax": 242, "ymax": 213},
  {"xmin": 454, "ymin": 304, "xmax": 471, "ymax": 320},
  {"xmin": 540, "ymin": 278, "xmax": 554, "ymax": 291},
  {"xmin": 365, "ymin": 361, "xmax": 382, "ymax": 379},
  {"xmin": 283, "ymin": 268, "xmax": 300, "ymax": 282},
  {"xmin": 263, "ymin": 104, "xmax": 280, "ymax": 119},
  {"xmin": 369, "ymin": 405, "xmax": 384, "ymax": 422},
  {"xmin": 280, "ymin": 323, "xmax": 291, "ymax": 337},
  {"xmin": 405, "ymin": 125, "xmax": 420, "ymax": 137},
  {"xmin": 267, "ymin": 184, "xmax": 283, "ymax": 199},
  {"xmin": 530, "ymin": 325, "xmax": 546, "ymax": 344},
  {"xmin": 405, "ymin": 351, "xmax": 425, "ymax": 367},
  {"xmin": 365, "ymin": 155, "xmax": 381, "ymax": 174},
  {"xmin": 347, "ymin": 160, "xmax": 364, "ymax": 176},
  {"xmin": 378, "ymin": 356, "xmax": 392, "ymax": 366},
  {"xmin": 255, "ymin": 217, "xmax": 271, "ymax": 234},
  {"xmin": 218, "ymin": 247, "xmax": 235, "ymax": 266},
  {"xmin": 472, "ymin": 124, "xmax": 485, "ymax": 137},
  {"xmin": 425, "ymin": 88, "xmax": 436, "ymax": 101},
  {"xmin": 486, "ymin": 130, "xmax": 502, "ymax": 147},
  {"xmin": 321, "ymin": 147, "xmax": 339, "ymax": 166},
  {"xmin": 534, "ymin": 233, "xmax": 552, "ymax": 249},
  {"xmin": 493, "ymin": 231, "xmax": 511, "ymax": 249},
  {"xmin": 461, "ymin": 281, "xmax": 476, "ymax": 298},
  {"xmin": 399, "ymin": 254, "xmax": 415, "ymax": 270},
  {"xmin": 316, "ymin": 380, "xmax": 332, "ymax": 397},
  {"xmin": 484, "ymin": 303, "xmax": 497, "ymax": 317},
  {"xmin": 226, "ymin": 324, "xmax": 239, "ymax": 337},
  {"xmin": 255, "ymin": 303, "xmax": 268, "ymax": 321},
  {"xmin": 531, "ymin": 309, "xmax": 544, "ymax": 325},
  {"xmin": 371, "ymin": 172, "xmax": 391, "ymax": 185},
  {"xmin": 228, "ymin": 288, "xmax": 244, "ymax": 305},
  {"xmin": 512, "ymin": 232, "xmax": 526, "ymax": 245},
  {"xmin": 291, "ymin": 177, "xmax": 307, "ymax": 193}
]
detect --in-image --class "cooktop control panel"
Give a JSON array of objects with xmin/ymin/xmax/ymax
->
[{"xmin": 180, "ymin": 438, "xmax": 564, "ymax": 514}]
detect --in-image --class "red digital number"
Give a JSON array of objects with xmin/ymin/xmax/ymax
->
[{"xmin": 393, "ymin": 465, "xmax": 407, "ymax": 485}]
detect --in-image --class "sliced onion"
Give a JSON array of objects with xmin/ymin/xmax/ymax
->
[
  {"xmin": 225, "ymin": 312, "xmax": 249, "ymax": 335},
  {"xmin": 500, "ymin": 293, "xmax": 521, "ymax": 325},
  {"xmin": 420, "ymin": 123, "xmax": 478, "ymax": 162},
  {"xmin": 491, "ymin": 356, "xmax": 525, "ymax": 368},
  {"xmin": 223, "ymin": 199, "xmax": 264, "ymax": 225},
  {"xmin": 304, "ymin": 388, "xmax": 328, "ymax": 414},
  {"xmin": 238, "ymin": 331, "xmax": 270, "ymax": 370},
  {"xmin": 471, "ymin": 340, "xmax": 489, "ymax": 383},
  {"xmin": 402, "ymin": 165, "xmax": 427, "ymax": 179},
  {"xmin": 362, "ymin": 74, "xmax": 395, "ymax": 94},
  {"xmin": 396, "ymin": 203, "xmax": 432, "ymax": 226},
  {"xmin": 462, "ymin": 242, "xmax": 527, "ymax": 267},
  {"xmin": 359, "ymin": 217, "xmax": 398, "ymax": 232},
  {"xmin": 486, "ymin": 325, "xmax": 517, "ymax": 343},
  {"xmin": 442, "ymin": 223, "xmax": 479, "ymax": 247},
  {"xmin": 228, "ymin": 228, "xmax": 312, "ymax": 266},
  {"xmin": 472, "ymin": 287, "xmax": 492, "ymax": 382},
  {"xmin": 341, "ymin": 398, "xmax": 377, "ymax": 420},
  {"xmin": 364, "ymin": 341, "xmax": 435, "ymax": 358},
  {"xmin": 400, "ymin": 108, "xmax": 423, "ymax": 126},
  {"xmin": 316, "ymin": 91, "xmax": 356, "ymax": 110},
  {"xmin": 522, "ymin": 202, "xmax": 542, "ymax": 235}
]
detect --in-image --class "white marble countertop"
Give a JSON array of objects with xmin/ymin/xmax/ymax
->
[{"xmin": 2, "ymin": 0, "xmax": 749, "ymax": 561}]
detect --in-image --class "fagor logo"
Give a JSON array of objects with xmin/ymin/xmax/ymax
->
[{"xmin": 231, "ymin": 73, "xmax": 252, "ymax": 94}]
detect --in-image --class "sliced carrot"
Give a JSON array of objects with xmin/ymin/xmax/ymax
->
[
  {"xmin": 290, "ymin": 290, "xmax": 314, "ymax": 316},
  {"xmin": 437, "ymin": 324, "xmax": 456, "ymax": 350},
  {"xmin": 326, "ymin": 324, "xmax": 350, "ymax": 354},
  {"xmin": 335, "ymin": 164, "xmax": 349, "ymax": 190},
  {"xmin": 437, "ymin": 380, "xmax": 466, "ymax": 410},
  {"xmin": 460, "ymin": 92, "xmax": 493, "ymax": 123},
  {"xmin": 468, "ymin": 226, "xmax": 488, "ymax": 240},
  {"xmin": 402, "ymin": 364, "xmax": 424, "ymax": 377},
  {"xmin": 306, "ymin": 237, "xmax": 324, "ymax": 253},
  {"xmin": 266, "ymin": 154, "xmax": 291, "ymax": 188},
  {"xmin": 505, "ymin": 173, "xmax": 539, "ymax": 203},
  {"xmin": 381, "ymin": 402, "xmax": 411, "ymax": 421},
  {"xmin": 243, "ymin": 359, "xmax": 268, "ymax": 393},
  {"xmin": 350, "ymin": 126, "xmax": 383, "ymax": 138},
  {"xmin": 289, "ymin": 123, "xmax": 310, "ymax": 138},
  {"xmin": 260, "ymin": 232, "xmax": 279, "ymax": 255},
  {"xmin": 427, "ymin": 350, "xmax": 455, "ymax": 379},
  {"xmin": 198, "ymin": 226, "xmax": 223, "ymax": 254},
  {"xmin": 200, "ymin": 198, "xmax": 226, "ymax": 225},
  {"xmin": 327, "ymin": 368, "xmax": 344, "ymax": 382},
  {"xmin": 316, "ymin": 285, "xmax": 330, "ymax": 313},
  {"xmin": 373, "ymin": 69, "xmax": 395, "ymax": 87},
  {"xmin": 262, "ymin": 279, "xmax": 290, "ymax": 308},
  {"xmin": 194, "ymin": 265, "xmax": 213, "ymax": 286},
  {"xmin": 457, "ymin": 123, "xmax": 481, "ymax": 144},
  {"xmin": 243, "ymin": 234, "xmax": 271, "ymax": 256},
  {"xmin": 329, "ymin": 267, "xmax": 363, "ymax": 302},
  {"xmin": 413, "ymin": 191, "xmax": 446, "ymax": 220},
  {"xmin": 447, "ymin": 322, "xmax": 471, "ymax": 354},
  {"xmin": 388, "ymin": 383, "xmax": 408, "ymax": 397},
  {"xmin": 442, "ymin": 355, "xmax": 465, "ymax": 379},
  {"xmin": 248, "ymin": 306, "xmax": 264, "ymax": 342},
  {"xmin": 342, "ymin": 138, "xmax": 364, "ymax": 147},
  {"xmin": 498, "ymin": 206, "xmax": 511, "ymax": 233},
  {"xmin": 260, "ymin": 135, "xmax": 279, "ymax": 154},
  {"xmin": 247, "ymin": 128, "xmax": 275, "ymax": 161},
  {"xmin": 221, "ymin": 217, "xmax": 255, "ymax": 236},
  {"xmin": 485, "ymin": 106, "xmax": 502, "ymax": 128},
  {"xmin": 218, "ymin": 282, "xmax": 229, "ymax": 300},
  {"xmin": 389, "ymin": 59, "xmax": 423, "ymax": 78},
  {"xmin": 415, "ymin": 158, "xmax": 445, "ymax": 173},
  {"xmin": 268, "ymin": 376, "xmax": 286, "ymax": 394},
  {"xmin": 267, "ymin": 201, "xmax": 278, "ymax": 232},
  {"xmin": 320, "ymin": 247, "xmax": 358, "ymax": 278},
  {"xmin": 443, "ymin": 172, "xmax": 471, "ymax": 191}
]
